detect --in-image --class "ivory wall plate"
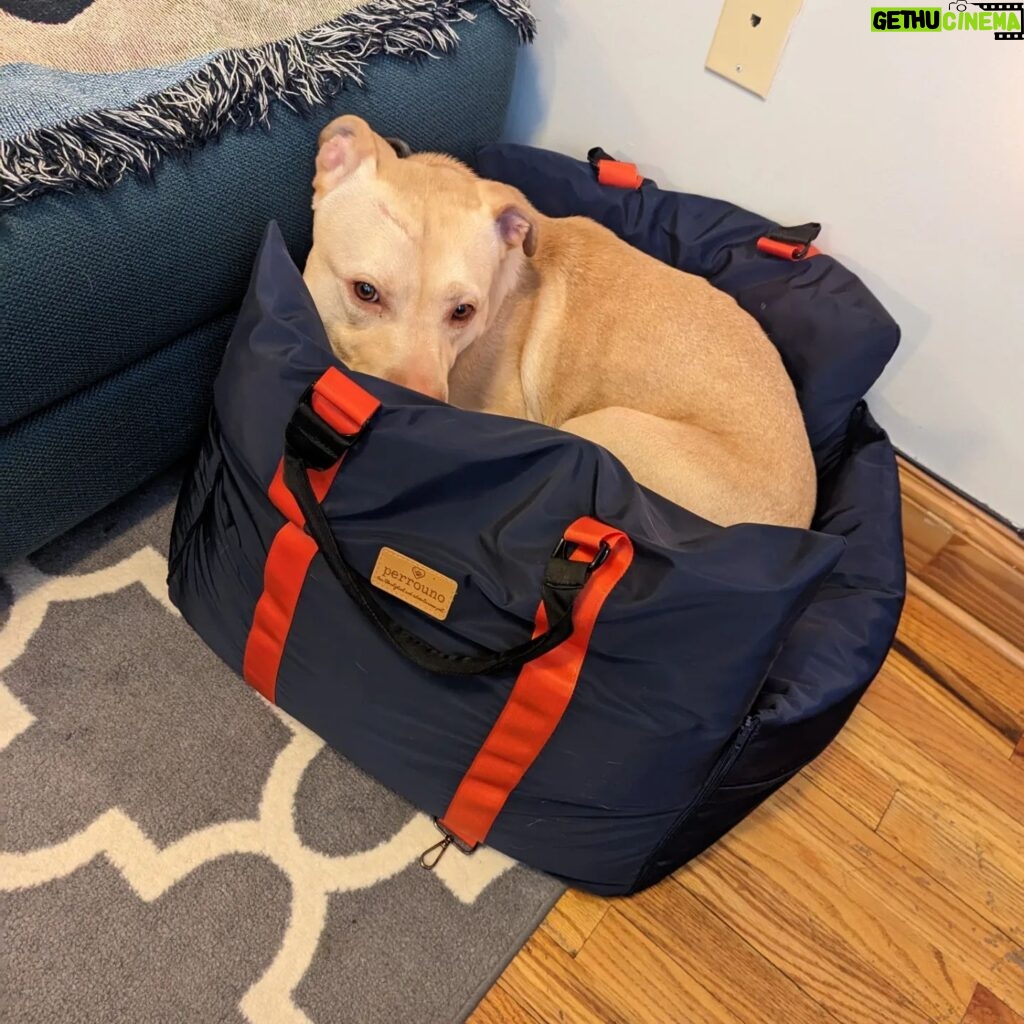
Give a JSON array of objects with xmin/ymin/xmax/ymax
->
[{"xmin": 705, "ymin": 0, "xmax": 804, "ymax": 98}]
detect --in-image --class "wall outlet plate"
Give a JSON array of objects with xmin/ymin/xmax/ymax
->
[{"xmin": 706, "ymin": 0, "xmax": 803, "ymax": 98}]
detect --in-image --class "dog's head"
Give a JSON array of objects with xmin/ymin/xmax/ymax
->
[{"xmin": 303, "ymin": 115, "xmax": 537, "ymax": 402}]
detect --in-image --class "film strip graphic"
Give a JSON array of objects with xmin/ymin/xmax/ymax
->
[{"xmin": 973, "ymin": 2, "xmax": 1024, "ymax": 39}]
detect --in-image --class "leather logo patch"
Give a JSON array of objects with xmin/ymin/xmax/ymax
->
[{"xmin": 371, "ymin": 547, "xmax": 457, "ymax": 622}]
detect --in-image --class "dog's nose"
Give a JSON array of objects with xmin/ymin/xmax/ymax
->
[{"xmin": 393, "ymin": 373, "xmax": 448, "ymax": 403}]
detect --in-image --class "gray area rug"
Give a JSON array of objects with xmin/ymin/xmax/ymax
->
[{"xmin": 0, "ymin": 473, "xmax": 561, "ymax": 1024}]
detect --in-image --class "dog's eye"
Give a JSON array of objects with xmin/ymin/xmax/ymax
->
[
  {"xmin": 452, "ymin": 303, "xmax": 475, "ymax": 322},
  {"xmin": 353, "ymin": 281, "xmax": 379, "ymax": 303}
]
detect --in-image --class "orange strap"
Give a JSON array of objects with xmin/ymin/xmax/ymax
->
[
  {"xmin": 266, "ymin": 367, "xmax": 381, "ymax": 523},
  {"xmin": 596, "ymin": 159, "xmax": 645, "ymax": 190},
  {"xmin": 756, "ymin": 236, "xmax": 822, "ymax": 261},
  {"xmin": 243, "ymin": 368, "xmax": 380, "ymax": 702},
  {"xmin": 438, "ymin": 517, "xmax": 634, "ymax": 849},
  {"xmin": 243, "ymin": 525, "xmax": 320, "ymax": 701}
]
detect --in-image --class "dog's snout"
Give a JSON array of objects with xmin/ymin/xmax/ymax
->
[
  {"xmin": 391, "ymin": 370, "xmax": 448, "ymax": 403},
  {"xmin": 388, "ymin": 349, "xmax": 451, "ymax": 403}
]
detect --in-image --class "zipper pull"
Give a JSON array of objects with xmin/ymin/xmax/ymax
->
[{"xmin": 419, "ymin": 835, "xmax": 454, "ymax": 871}]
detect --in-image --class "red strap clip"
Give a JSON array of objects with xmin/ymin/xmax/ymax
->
[
  {"xmin": 756, "ymin": 223, "xmax": 823, "ymax": 261},
  {"xmin": 588, "ymin": 146, "xmax": 645, "ymax": 190}
]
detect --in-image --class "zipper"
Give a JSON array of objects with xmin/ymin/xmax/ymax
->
[
  {"xmin": 692, "ymin": 714, "xmax": 759, "ymax": 808},
  {"xmin": 634, "ymin": 714, "xmax": 760, "ymax": 889}
]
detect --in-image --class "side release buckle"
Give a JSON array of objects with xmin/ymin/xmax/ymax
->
[
  {"xmin": 587, "ymin": 146, "xmax": 645, "ymax": 190},
  {"xmin": 756, "ymin": 222, "xmax": 823, "ymax": 261},
  {"xmin": 284, "ymin": 385, "xmax": 361, "ymax": 471}
]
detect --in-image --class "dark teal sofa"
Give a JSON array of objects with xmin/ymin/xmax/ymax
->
[{"xmin": 0, "ymin": 3, "xmax": 520, "ymax": 566}]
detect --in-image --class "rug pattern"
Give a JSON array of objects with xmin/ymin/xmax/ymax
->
[{"xmin": 0, "ymin": 477, "xmax": 560, "ymax": 1024}]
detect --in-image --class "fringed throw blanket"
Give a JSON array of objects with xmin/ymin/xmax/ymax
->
[{"xmin": 0, "ymin": 0, "xmax": 533, "ymax": 207}]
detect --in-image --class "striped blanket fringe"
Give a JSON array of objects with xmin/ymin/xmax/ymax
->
[{"xmin": 0, "ymin": 0, "xmax": 533, "ymax": 208}]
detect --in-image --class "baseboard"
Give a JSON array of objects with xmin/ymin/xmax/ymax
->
[
  {"xmin": 896, "ymin": 449, "xmax": 1022, "ymax": 539},
  {"xmin": 898, "ymin": 457, "xmax": 1024, "ymax": 659}
]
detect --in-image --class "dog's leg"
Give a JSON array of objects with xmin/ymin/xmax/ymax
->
[{"xmin": 560, "ymin": 407, "xmax": 811, "ymax": 529}]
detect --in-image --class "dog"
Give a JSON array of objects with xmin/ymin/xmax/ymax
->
[{"xmin": 303, "ymin": 116, "xmax": 817, "ymax": 529}]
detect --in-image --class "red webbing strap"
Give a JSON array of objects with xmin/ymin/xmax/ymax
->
[
  {"xmin": 438, "ymin": 517, "xmax": 634, "ymax": 850},
  {"xmin": 243, "ymin": 368, "xmax": 380, "ymax": 702},
  {"xmin": 243, "ymin": 528, "xmax": 320, "ymax": 701},
  {"xmin": 756, "ymin": 237, "xmax": 822, "ymax": 261}
]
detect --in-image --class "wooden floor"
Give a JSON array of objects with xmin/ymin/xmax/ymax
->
[{"xmin": 471, "ymin": 461, "xmax": 1024, "ymax": 1024}]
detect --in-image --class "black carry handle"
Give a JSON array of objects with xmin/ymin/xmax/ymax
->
[{"xmin": 283, "ymin": 390, "xmax": 606, "ymax": 677}]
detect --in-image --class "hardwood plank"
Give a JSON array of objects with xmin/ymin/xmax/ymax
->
[
  {"xmin": 961, "ymin": 985, "xmax": 1024, "ymax": 1024},
  {"xmin": 469, "ymin": 982, "xmax": 542, "ymax": 1024},
  {"xmin": 539, "ymin": 889, "xmax": 609, "ymax": 957},
  {"xmin": 684, "ymin": 777, "xmax": 992, "ymax": 1024},
  {"xmin": 879, "ymin": 790, "xmax": 1024, "ymax": 946},
  {"xmin": 921, "ymin": 536, "xmax": 1024, "ymax": 653},
  {"xmin": 494, "ymin": 927, "xmax": 622, "ymax": 1024},
  {"xmin": 776, "ymin": 772, "xmax": 1024, "ymax": 1017},
  {"xmin": 622, "ymin": 877, "xmax": 835, "ymax": 1024},
  {"xmin": 840, "ymin": 697, "xmax": 1009, "ymax": 814},
  {"xmin": 897, "ymin": 582, "xmax": 1024, "ymax": 742},
  {"xmin": 800, "ymin": 730, "xmax": 898, "ymax": 829},
  {"xmin": 834, "ymin": 707, "xmax": 1024, "ymax": 946},
  {"xmin": 906, "ymin": 576, "xmax": 1024, "ymax": 676},
  {"xmin": 898, "ymin": 459, "xmax": 1023, "ymax": 651},
  {"xmin": 870, "ymin": 649, "xmax": 1012, "ymax": 758},
  {"xmin": 575, "ymin": 909, "xmax": 742, "ymax": 1024},
  {"xmin": 676, "ymin": 805, "xmax": 936, "ymax": 1024},
  {"xmin": 902, "ymin": 493, "xmax": 955, "ymax": 574},
  {"xmin": 862, "ymin": 650, "xmax": 1024, "ymax": 824}
]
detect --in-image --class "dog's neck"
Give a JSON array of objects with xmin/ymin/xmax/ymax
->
[
  {"xmin": 449, "ymin": 219, "xmax": 579, "ymax": 424},
  {"xmin": 448, "ymin": 256, "xmax": 539, "ymax": 419}
]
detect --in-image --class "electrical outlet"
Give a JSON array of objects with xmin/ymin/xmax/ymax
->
[{"xmin": 706, "ymin": 0, "xmax": 803, "ymax": 98}]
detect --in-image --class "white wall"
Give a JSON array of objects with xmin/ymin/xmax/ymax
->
[{"xmin": 505, "ymin": 0, "xmax": 1024, "ymax": 525}]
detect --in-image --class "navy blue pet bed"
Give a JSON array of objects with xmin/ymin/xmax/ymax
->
[{"xmin": 168, "ymin": 144, "xmax": 906, "ymax": 896}]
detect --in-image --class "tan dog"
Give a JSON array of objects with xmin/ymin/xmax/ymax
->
[{"xmin": 303, "ymin": 116, "xmax": 816, "ymax": 528}]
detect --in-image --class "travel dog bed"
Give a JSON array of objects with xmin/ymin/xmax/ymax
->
[{"xmin": 168, "ymin": 144, "xmax": 906, "ymax": 896}]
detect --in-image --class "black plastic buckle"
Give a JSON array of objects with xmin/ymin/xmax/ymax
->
[
  {"xmin": 551, "ymin": 537, "xmax": 611, "ymax": 575},
  {"xmin": 284, "ymin": 385, "xmax": 360, "ymax": 471},
  {"xmin": 766, "ymin": 222, "xmax": 822, "ymax": 261},
  {"xmin": 587, "ymin": 145, "xmax": 613, "ymax": 169},
  {"xmin": 419, "ymin": 819, "xmax": 478, "ymax": 871}
]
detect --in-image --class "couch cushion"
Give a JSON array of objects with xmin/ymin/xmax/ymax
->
[{"xmin": 0, "ymin": 315, "xmax": 232, "ymax": 568}]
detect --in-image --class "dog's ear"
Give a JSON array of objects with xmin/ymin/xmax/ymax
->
[
  {"xmin": 385, "ymin": 136, "xmax": 412, "ymax": 159},
  {"xmin": 496, "ymin": 204, "xmax": 538, "ymax": 258},
  {"xmin": 313, "ymin": 115, "xmax": 384, "ymax": 207}
]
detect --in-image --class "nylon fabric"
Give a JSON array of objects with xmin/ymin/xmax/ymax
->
[{"xmin": 168, "ymin": 147, "xmax": 905, "ymax": 893}]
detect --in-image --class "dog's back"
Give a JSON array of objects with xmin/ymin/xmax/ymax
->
[{"xmin": 448, "ymin": 212, "xmax": 817, "ymax": 527}]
